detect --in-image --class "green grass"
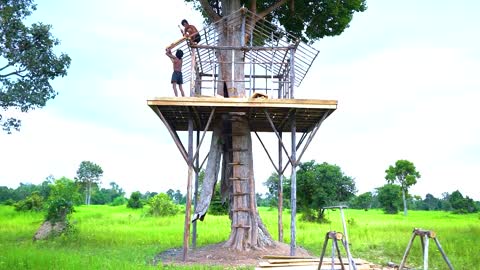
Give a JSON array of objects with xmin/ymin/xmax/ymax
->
[{"xmin": 1, "ymin": 205, "xmax": 479, "ymax": 269}]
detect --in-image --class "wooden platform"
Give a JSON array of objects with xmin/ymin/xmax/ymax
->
[{"xmin": 147, "ymin": 97, "xmax": 337, "ymax": 132}]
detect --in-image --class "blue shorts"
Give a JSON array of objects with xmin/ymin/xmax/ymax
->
[{"xmin": 171, "ymin": 71, "xmax": 183, "ymax": 84}]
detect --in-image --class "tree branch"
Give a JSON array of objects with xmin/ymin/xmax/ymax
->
[
  {"xmin": 0, "ymin": 68, "xmax": 28, "ymax": 78},
  {"xmin": 0, "ymin": 63, "xmax": 13, "ymax": 72},
  {"xmin": 198, "ymin": 0, "xmax": 222, "ymax": 22},
  {"xmin": 256, "ymin": 0, "xmax": 289, "ymax": 19}
]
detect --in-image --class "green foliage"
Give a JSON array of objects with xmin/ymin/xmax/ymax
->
[
  {"xmin": 45, "ymin": 197, "xmax": 74, "ymax": 223},
  {"xmin": 49, "ymin": 177, "xmax": 82, "ymax": 206},
  {"xmin": 376, "ymin": 184, "xmax": 402, "ymax": 214},
  {"xmin": 75, "ymin": 161, "xmax": 103, "ymax": 205},
  {"xmin": 110, "ymin": 196, "xmax": 126, "ymax": 206},
  {"xmin": 147, "ymin": 193, "xmax": 179, "ymax": 217},
  {"xmin": 0, "ymin": 0, "xmax": 71, "ymax": 133},
  {"xmin": 263, "ymin": 172, "xmax": 291, "ymax": 209},
  {"xmin": 14, "ymin": 191, "xmax": 43, "ymax": 211},
  {"xmin": 349, "ymin": 192, "xmax": 373, "ymax": 210},
  {"xmin": 183, "ymin": 0, "xmax": 367, "ymax": 44},
  {"xmin": 0, "ymin": 186, "xmax": 15, "ymax": 202},
  {"xmin": 296, "ymin": 160, "xmax": 356, "ymax": 222},
  {"xmin": 127, "ymin": 191, "xmax": 143, "ymax": 209},
  {"xmin": 385, "ymin": 160, "xmax": 421, "ymax": 189},
  {"xmin": 385, "ymin": 159, "xmax": 421, "ymax": 215},
  {"xmin": 0, "ymin": 205, "xmax": 479, "ymax": 269},
  {"xmin": 448, "ymin": 190, "xmax": 478, "ymax": 214}
]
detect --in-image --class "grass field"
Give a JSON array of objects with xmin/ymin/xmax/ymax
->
[{"xmin": 1, "ymin": 205, "xmax": 479, "ymax": 269}]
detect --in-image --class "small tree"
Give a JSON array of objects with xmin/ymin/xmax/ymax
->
[
  {"xmin": 376, "ymin": 184, "xmax": 402, "ymax": 214},
  {"xmin": 75, "ymin": 161, "xmax": 103, "ymax": 205},
  {"xmin": 385, "ymin": 160, "xmax": 421, "ymax": 216},
  {"xmin": 127, "ymin": 191, "xmax": 143, "ymax": 209},
  {"xmin": 297, "ymin": 161, "xmax": 356, "ymax": 222},
  {"xmin": 148, "ymin": 193, "xmax": 179, "ymax": 217}
]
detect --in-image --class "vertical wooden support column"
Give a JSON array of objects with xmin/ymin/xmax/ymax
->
[
  {"xmin": 182, "ymin": 117, "xmax": 194, "ymax": 261},
  {"xmin": 278, "ymin": 132, "xmax": 284, "ymax": 242},
  {"xmin": 290, "ymin": 48, "xmax": 295, "ymax": 99},
  {"xmin": 192, "ymin": 130, "xmax": 200, "ymax": 249},
  {"xmin": 290, "ymin": 114, "xmax": 297, "ymax": 256}
]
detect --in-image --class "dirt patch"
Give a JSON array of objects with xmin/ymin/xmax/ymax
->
[{"xmin": 153, "ymin": 241, "xmax": 313, "ymax": 268}]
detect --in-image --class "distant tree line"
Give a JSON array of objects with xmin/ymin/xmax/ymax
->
[
  {"xmin": 262, "ymin": 160, "xmax": 479, "ymax": 221},
  {"xmin": 3, "ymin": 160, "xmax": 478, "ymax": 222}
]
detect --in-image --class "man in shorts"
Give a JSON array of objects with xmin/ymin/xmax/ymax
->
[
  {"xmin": 166, "ymin": 48, "xmax": 185, "ymax": 97},
  {"xmin": 181, "ymin": 19, "xmax": 200, "ymax": 44}
]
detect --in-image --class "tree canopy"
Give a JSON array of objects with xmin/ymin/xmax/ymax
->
[
  {"xmin": 296, "ymin": 161, "xmax": 356, "ymax": 221},
  {"xmin": 75, "ymin": 161, "xmax": 103, "ymax": 205},
  {"xmin": 0, "ymin": 0, "xmax": 71, "ymax": 133},
  {"xmin": 184, "ymin": 0, "xmax": 367, "ymax": 43},
  {"xmin": 385, "ymin": 159, "xmax": 421, "ymax": 216}
]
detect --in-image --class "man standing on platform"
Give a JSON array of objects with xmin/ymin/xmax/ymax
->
[
  {"xmin": 165, "ymin": 48, "xmax": 185, "ymax": 97},
  {"xmin": 181, "ymin": 19, "xmax": 200, "ymax": 44}
]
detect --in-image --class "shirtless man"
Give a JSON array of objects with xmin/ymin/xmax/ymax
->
[
  {"xmin": 181, "ymin": 19, "xmax": 200, "ymax": 44},
  {"xmin": 165, "ymin": 48, "xmax": 185, "ymax": 97}
]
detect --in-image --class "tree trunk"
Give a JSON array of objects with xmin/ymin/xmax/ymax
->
[
  {"xmin": 192, "ymin": 0, "xmax": 274, "ymax": 251},
  {"xmin": 402, "ymin": 188, "xmax": 408, "ymax": 216}
]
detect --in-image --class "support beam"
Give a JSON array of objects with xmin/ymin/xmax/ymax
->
[
  {"xmin": 152, "ymin": 106, "xmax": 188, "ymax": 164},
  {"xmin": 296, "ymin": 112, "xmax": 328, "ymax": 164},
  {"xmin": 192, "ymin": 130, "xmax": 200, "ymax": 249},
  {"xmin": 193, "ymin": 108, "xmax": 216, "ymax": 163},
  {"xmin": 278, "ymin": 131, "xmax": 284, "ymax": 242},
  {"xmin": 290, "ymin": 113, "xmax": 297, "ymax": 256},
  {"xmin": 254, "ymin": 131, "xmax": 279, "ymax": 173},
  {"xmin": 182, "ymin": 118, "xmax": 194, "ymax": 261},
  {"xmin": 264, "ymin": 109, "xmax": 295, "ymax": 166}
]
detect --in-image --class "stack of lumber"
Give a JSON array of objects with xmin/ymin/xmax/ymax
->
[{"xmin": 255, "ymin": 255, "xmax": 383, "ymax": 270}]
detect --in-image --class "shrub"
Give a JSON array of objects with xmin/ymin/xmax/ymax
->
[
  {"xmin": 14, "ymin": 191, "xmax": 44, "ymax": 211},
  {"xmin": 127, "ymin": 191, "xmax": 143, "ymax": 209},
  {"xmin": 3, "ymin": 199, "xmax": 15, "ymax": 206},
  {"xmin": 148, "ymin": 193, "xmax": 179, "ymax": 216},
  {"xmin": 110, "ymin": 196, "xmax": 127, "ymax": 206},
  {"xmin": 46, "ymin": 198, "xmax": 74, "ymax": 223}
]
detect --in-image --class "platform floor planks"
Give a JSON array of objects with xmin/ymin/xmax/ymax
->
[{"xmin": 148, "ymin": 97, "xmax": 337, "ymax": 132}]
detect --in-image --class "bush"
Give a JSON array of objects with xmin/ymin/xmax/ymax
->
[
  {"xmin": 110, "ymin": 196, "xmax": 127, "ymax": 206},
  {"xmin": 46, "ymin": 198, "xmax": 74, "ymax": 223},
  {"xmin": 14, "ymin": 191, "xmax": 44, "ymax": 211},
  {"xmin": 148, "ymin": 193, "xmax": 179, "ymax": 216},
  {"xmin": 208, "ymin": 198, "xmax": 228, "ymax": 215},
  {"xmin": 3, "ymin": 199, "xmax": 15, "ymax": 206},
  {"xmin": 127, "ymin": 191, "xmax": 143, "ymax": 209}
]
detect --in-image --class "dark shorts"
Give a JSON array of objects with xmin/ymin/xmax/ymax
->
[
  {"xmin": 193, "ymin": 34, "xmax": 200, "ymax": 43},
  {"xmin": 171, "ymin": 71, "xmax": 183, "ymax": 84}
]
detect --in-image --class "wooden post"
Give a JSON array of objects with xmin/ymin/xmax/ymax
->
[
  {"xmin": 182, "ymin": 117, "xmax": 194, "ymax": 261},
  {"xmin": 192, "ymin": 129, "xmax": 200, "ymax": 249},
  {"xmin": 290, "ymin": 114, "xmax": 297, "ymax": 256},
  {"xmin": 278, "ymin": 131, "xmax": 283, "ymax": 242}
]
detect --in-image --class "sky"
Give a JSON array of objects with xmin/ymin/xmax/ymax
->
[{"xmin": 1, "ymin": 1, "xmax": 479, "ymax": 201}]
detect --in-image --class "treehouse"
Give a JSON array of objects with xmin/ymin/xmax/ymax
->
[{"xmin": 148, "ymin": 8, "xmax": 337, "ymax": 260}]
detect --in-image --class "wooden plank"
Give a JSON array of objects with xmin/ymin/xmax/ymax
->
[{"xmin": 148, "ymin": 97, "xmax": 337, "ymax": 109}]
